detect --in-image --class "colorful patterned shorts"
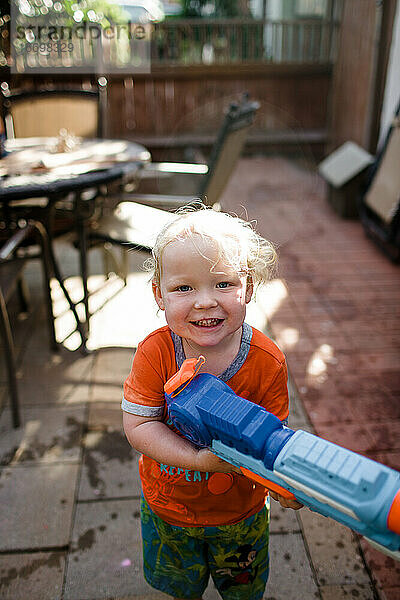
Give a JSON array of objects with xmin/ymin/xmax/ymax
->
[{"xmin": 140, "ymin": 497, "xmax": 270, "ymax": 600}]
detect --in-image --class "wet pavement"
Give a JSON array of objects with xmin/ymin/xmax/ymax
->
[{"xmin": 0, "ymin": 156, "xmax": 399, "ymax": 599}]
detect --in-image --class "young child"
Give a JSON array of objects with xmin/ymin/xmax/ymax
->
[{"xmin": 122, "ymin": 206, "xmax": 302, "ymax": 600}]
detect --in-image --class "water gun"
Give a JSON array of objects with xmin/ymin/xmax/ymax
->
[{"xmin": 164, "ymin": 356, "xmax": 400, "ymax": 561}]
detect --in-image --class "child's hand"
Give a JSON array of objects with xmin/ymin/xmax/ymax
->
[
  {"xmin": 195, "ymin": 448, "xmax": 241, "ymax": 473},
  {"xmin": 269, "ymin": 490, "xmax": 303, "ymax": 510}
]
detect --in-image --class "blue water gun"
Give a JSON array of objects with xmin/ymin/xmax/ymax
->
[{"xmin": 164, "ymin": 356, "xmax": 400, "ymax": 560}]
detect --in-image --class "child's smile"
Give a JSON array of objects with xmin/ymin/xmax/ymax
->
[
  {"xmin": 191, "ymin": 318, "xmax": 223, "ymax": 328},
  {"xmin": 152, "ymin": 235, "xmax": 253, "ymax": 356}
]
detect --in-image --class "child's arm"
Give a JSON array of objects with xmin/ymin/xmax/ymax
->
[{"xmin": 123, "ymin": 411, "xmax": 239, "ymax": 473}]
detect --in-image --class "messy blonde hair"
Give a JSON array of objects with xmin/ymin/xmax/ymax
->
[{"xmin": 148, "ymin": 204, "xmax": 277, "ymax": 287}]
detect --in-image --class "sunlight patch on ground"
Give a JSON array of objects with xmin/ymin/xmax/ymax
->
[
  {"xmin": 86, "ymin": 272, "xmax": 166, "ymax": 350},
  {"xmin": 10, "ymin": 420, "xmax": 41, "ymax": 465},
  {"xmin": 306, "ymin": 344, "xmax": 337, "ymax": 383},
  {"xmin": 246, "ymin": 279, "xmax": 288, "ymax": 334},
  {"xmin": 51, "ymin": 276, "xmax": 89, "ymax": 351},
  {"xmin": 274, "ymin": 327, "xmax": 299, "ymax": 350}
]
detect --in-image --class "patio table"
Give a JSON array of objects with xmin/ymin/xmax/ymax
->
[{"xmin": 0, "ymin": 137, "xmax": 151, "ymax": 351}]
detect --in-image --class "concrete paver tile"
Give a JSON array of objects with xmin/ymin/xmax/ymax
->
[
  {"xmin": 319, "ymin": 584, "xmax": 376, "ymax": 599},
  {"xmin": 0, "ymin": 551, "xmax": 66, "ymax": 600},
  {"xmin": 64, "ymin": 498, "xmax": 155, "ymax": 599},
  {"xmin": 108, "ymin": 594, "xmax": 170, "ymax": 599},
  {"xmin": 110, "ymin": 585, "xmax": 220, "ymax": 599},
  {"xmin": 0, "ymin": 405, "xmax": 85, "ymax": 466},
  {"xmin": 78, "ymin": 430, "xmax": 141, "ymax": 500},
  {"xmin": 89, "ymin": 383, "xmax": 125, "ymax": 403},
  {"xmin": 298, "ymin": 510, "xmax": 370, "ymax": 586},
  {"xmin": 16, "ymin": 378, "xmax": 90, "ymax": 407},
  {"xmin": 0, "ymin": 464, "xmax": 78, "ymax": 550},
  {"xmin": 269, "ymin": 500, "xmax": 301, "ymax": 534},
  {"xmin": 92, "ymin": 347, "xmax": 135, "ymax": 383},
  {"xmin": 21, "ymin": 344, "xmax": 95, "ymax": 378},
  {"xmin": 63, "ymin": 383, "xmax": 91, "ymax": 405},
  {"xmin": 288, "ymin": 384, "xmax": 311, "ymax": 430},
  {"xmin": 88, "ymin": 401, "xmax": 124, "ymax": 430},
  {"xmin": 15, "ymin": 379, "xmax": 78, "ymax": 406},
  {"xmin": 266, "ymin": 532, "xmax": 320, "ymax": 599},
  {"xmin": 203, "ymin": 583, "xmax": 222, "ymax": 599}
]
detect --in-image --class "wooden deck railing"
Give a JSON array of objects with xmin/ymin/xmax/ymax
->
[
  {"xmin": 7, "ymin": 17, "xmax": 339, "ymax": 73},
  {"xmin": 151, "ymin": 18, "xmax": 339, "ymax": 66}
]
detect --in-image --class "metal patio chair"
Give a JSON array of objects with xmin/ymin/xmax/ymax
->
[
  {"xmin": 0, "ymin": 80, "xmax": 121, "ymax": 327},
  {"xmin": 0, "ymin": 221, "xmax": 56, "ymax": 428},
  {"xmin": 88, "ymin": 94, "xmax": 260, "ymax": 255},
  {"xmin": 1, "ymin": 81, "xmax": 106, "ymax": 139}
]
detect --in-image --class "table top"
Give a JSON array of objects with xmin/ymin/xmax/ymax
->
[{"xmin": 0, "ymin": 138, "xmax": 151, "ymax": 202}]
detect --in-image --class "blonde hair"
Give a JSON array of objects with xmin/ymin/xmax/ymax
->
[{"xmin": 148, "ymin": 204, "xmax": 277, "ymax": 287}]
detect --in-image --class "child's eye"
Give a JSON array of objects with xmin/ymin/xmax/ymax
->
[
  {"xmin": 216, "ymin": 282, "xmax": 232, "ymax": 289},
  {"xmin": 176, "ymin": 285, "xmax": 191, "ymax": 292}
]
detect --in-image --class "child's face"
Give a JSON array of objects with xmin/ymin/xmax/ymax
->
[{"xmin": 153, "ymin": 236, "xmax": 253, "ymax": 352}]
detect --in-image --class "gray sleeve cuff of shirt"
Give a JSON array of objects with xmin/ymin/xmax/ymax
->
[{"xmin": 121, "ymin": 397, "xmax": 164, "ymax": 417}]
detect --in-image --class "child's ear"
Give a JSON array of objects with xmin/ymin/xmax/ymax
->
[
  {"xmin": 245, "ymin": 277, "xmax": 254, "ymax": 304},
  {"xmin": 152, "ymin": 280, "xmax": 165, "ymax": 310}
]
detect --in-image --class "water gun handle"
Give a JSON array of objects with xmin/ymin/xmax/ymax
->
[{"xmin": 240, "ymin": 467, "xmax": 297, "ymax": 499}]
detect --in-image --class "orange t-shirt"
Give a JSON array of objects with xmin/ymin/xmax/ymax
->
[{"xmin": 122, "ymin": 323, "xmax": 289, "ymax": 527}]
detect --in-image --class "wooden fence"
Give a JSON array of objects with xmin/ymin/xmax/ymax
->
[
  {"xmin": 104, "ymin": 63, "xmax": 331, "ymax": 161},
  {"xmin": 4, "ymin": 63, "xmax": 331, "ymax": 160}
]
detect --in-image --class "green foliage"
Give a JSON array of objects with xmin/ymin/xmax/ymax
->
[
  {"xmin": 213, "ymin": 0, "xmax": 240, "ymax": 17},
  {"xmin": 13, "ymin": 0, "xmax": 127, "ymax": 29},
  {"xmin": 181, "ymin": 0, "xmax": 240, "ymax": 18}
]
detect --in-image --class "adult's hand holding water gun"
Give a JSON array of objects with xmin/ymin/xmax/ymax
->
[{"xmin": 164, "ymin": 357, "xmax": 400, "ymax": 561}]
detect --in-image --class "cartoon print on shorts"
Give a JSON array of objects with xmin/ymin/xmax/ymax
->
[{"xmin": 216, "ymin": 544, "xmax": 258, "ymax": 591}]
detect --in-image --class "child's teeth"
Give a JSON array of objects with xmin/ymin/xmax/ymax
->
[{"xmin": 197, "ymin": 319, "xmax": 219, "ymax": 326}]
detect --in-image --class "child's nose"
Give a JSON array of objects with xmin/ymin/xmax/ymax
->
[{"xmin": 193, "ymin": 290, "xmax": 218, "ymax": 309}]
